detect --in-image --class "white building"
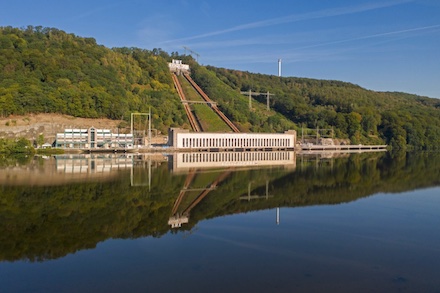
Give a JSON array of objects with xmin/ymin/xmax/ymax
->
[
  {"xmin": 168, "ymin": 128, "xmax": 296, "ymax": 150},
  {"xmin": 168, "ymin": 59, "xmax": 190, "ymax": 73},
  {"xmin": 55, "ymin": 127, "xmax": 133, "ymax": 149}
]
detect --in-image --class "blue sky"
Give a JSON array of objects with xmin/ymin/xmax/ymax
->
[{"xmin": 1, "ymin": 0, "xmax": 439, "ymax": 98}]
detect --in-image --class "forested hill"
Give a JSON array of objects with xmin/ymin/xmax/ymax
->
[
  {"xmin": 203, "ymin": 67, "xmax": 440, "ymax": 149},
  {"xmin": 1, "ymin": 26, "xmax": 440, "ymax": 149},
  {"xmin": 0, "ymin": 26, "xmax": 188, "ymax": 134}
]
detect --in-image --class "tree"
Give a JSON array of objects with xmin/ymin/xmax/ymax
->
[{"xmin": 36, "ymin": 134, "xmax": 45, "ymax": 147}]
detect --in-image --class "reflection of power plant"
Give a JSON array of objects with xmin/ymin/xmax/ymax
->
[
  {"xmin": 54, "ymin": 154, "xmax": 168, "ymax": 187},
  {"xmin": 130, "ymin": 154, "xmax": 168, "ymax": 187},
  {"xmin": 167, "ymin": 151, "xmax": 297, "ymax": 228},
  {"xmin": 55, "ymin": 154, "xmax": 133, "ymax": 173},
  {"xmin": 2, "ymin": 151, "xmax": 295, "ymax": 228},
  {"xmin": 241, "ymin": 180, "xmax": 272, "ymax": 201},
  {"xmin": 168, "ymin": 170, "xmax": 231, "ymax": 228},
  {"xmin": 171, "ymin": 151, "xmax": 296, "ymax": 173},
  {"xmin": 0, "ymin": 154, "xmax": 138, "ymax": 186},
  {"xmin": 240, "ymin": 180, "xmax": 280, "ymax": 225}
]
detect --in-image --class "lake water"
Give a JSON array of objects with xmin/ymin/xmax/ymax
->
[{"xmin": 1, "ymin": 152, "xmax": 440, "ymax": 293}]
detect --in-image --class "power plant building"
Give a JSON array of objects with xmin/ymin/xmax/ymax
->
[
  {"xmin": 168, "ymin": 128, "xmax": 296, "ymax": 150},
  {"xmin": 55, "ymin": 128, "xmax": 133, "ymax": 149},
  {"xmin": 168, "ymin": 59, "xmax": 190, "ymax": 73}
]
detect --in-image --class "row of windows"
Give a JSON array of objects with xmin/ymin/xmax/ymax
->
[
  {"xmin": 181, "ymin": 152, "xmax": 293, "ymax": 163},
  {"xmin": 63, "ymin": 130, "xmax": 111, "ymax": 133},
  {"xmin": 181, "ymin": 137, "xmax": 293, "ymax": 148},
  {"xmin": 56, "ymin": 163, "xmax": 132, "ymax": 174},
  {"xmin": 57, "ymin": 134, "xmax": 132, "ymax": 138},
  {"xmin": 56, "ymin": 138, "xmax": 133, "ymax": 142},
  {"xmin": 55, "ymin": 140, "xmax": 133, "ymax": 148}
]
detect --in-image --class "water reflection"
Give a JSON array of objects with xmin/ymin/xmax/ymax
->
[
  {"xmin": 0, "ymin": 154, "xmax": 137, "ymax": 186},
  {"xmin": 0, "ymin": 152, "xmax": 439, "ymax": 263},
  {"xmin": 172, "ymin": 151, "xmax": 296, "ymax": 172}
]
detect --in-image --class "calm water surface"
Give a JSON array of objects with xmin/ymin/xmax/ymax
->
[{"xmin": 1, "ymin": 152, "xmax": 440, "ymax": 293}]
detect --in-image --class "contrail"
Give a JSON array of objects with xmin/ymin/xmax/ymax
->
[
  {"xmin": 199, "ymin": 24, "xmax": 440, "ymax": 65},
  {"xmin": 295, "ymin": 24, "xmax": 440, "ymax": 50},
  {"xmin": 162, "ymin": 0, "xmax": 414, "ymax": 44}
]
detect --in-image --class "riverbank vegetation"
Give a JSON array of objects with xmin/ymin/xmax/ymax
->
[
  {"xmin": 0, "ymin": 137, "xmax": 64, "ymax": 157},
  {"xmin": 0, "ymin": 138, "xmax": 34, "ymax": 155}
]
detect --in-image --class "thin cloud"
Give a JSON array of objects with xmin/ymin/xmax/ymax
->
[
  {"xmin": 205, "ymin": 48, "xmax": 344, "ymax": 65},
  {"xmin": 294, "ymin": 24, "xmax": 440, "ymax": 50},
  {"xmin": 162, "ymin": 0, "xmax": 414, "ymax": 44},
  {"xmin": 202, "ymin": 24, "xmax": 440, "ymax": 65},
  {"xmin": 183, "ymin": 35, "xmax": 296, "ymax": 50}
]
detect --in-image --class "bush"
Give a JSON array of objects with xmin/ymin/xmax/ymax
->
[{"xmin": 0, "ymin": 138, "xmax": 35, "ymax": 155}]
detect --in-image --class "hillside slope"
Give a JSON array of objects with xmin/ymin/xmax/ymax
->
[
  {"xmin": 0, "ymin": 26, "xmax": 188, "ymax": 134},
  {"xmin": 1, "ymin": 26, "xmax": 440, "ymax": 149},
  {"xmin": 206, "ymin": 67, "xmax": 440, "ymax": 149}
]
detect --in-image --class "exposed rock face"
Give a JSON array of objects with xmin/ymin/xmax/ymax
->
[{"xmin": 0, "ymin": 114, "xmax": 122, "ymax": 145}]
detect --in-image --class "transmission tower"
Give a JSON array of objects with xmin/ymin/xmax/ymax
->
[{"xmin": 183, "ymin": 46, "xmax": 200, "ymax": 62}]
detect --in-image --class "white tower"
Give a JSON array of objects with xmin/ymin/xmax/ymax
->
[{"xmin": 278, "ymin": 59, "xmax": 282, "ymax": 77}]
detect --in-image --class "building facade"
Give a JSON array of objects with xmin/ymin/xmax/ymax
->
[
  {"xmin": 168, "ymin": 59, "xmax": 190, "ymax": 73},
  {"xmin": 55, "ymin": 128, "xmax": 133, "ymax": 149},
  {"xmin": 168, "ymin": 128, "xmax": 296, "ymax": 151}
]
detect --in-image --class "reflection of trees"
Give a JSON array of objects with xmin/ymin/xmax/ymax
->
[
  {"xmin": 1, "ymin": 152, "xmax": 440, "ymax": 262},
  {"xmin": 0, "ymin": 176, "xmax": 179, "ymax": 262},
  {"xmin": 0, "ymin": 154, "xmax": 33, "ymax": 166}
]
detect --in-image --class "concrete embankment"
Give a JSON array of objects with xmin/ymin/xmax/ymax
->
[{"xmin": 62, "ymin": 144, "xmax": 387, "ymax": 154}]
